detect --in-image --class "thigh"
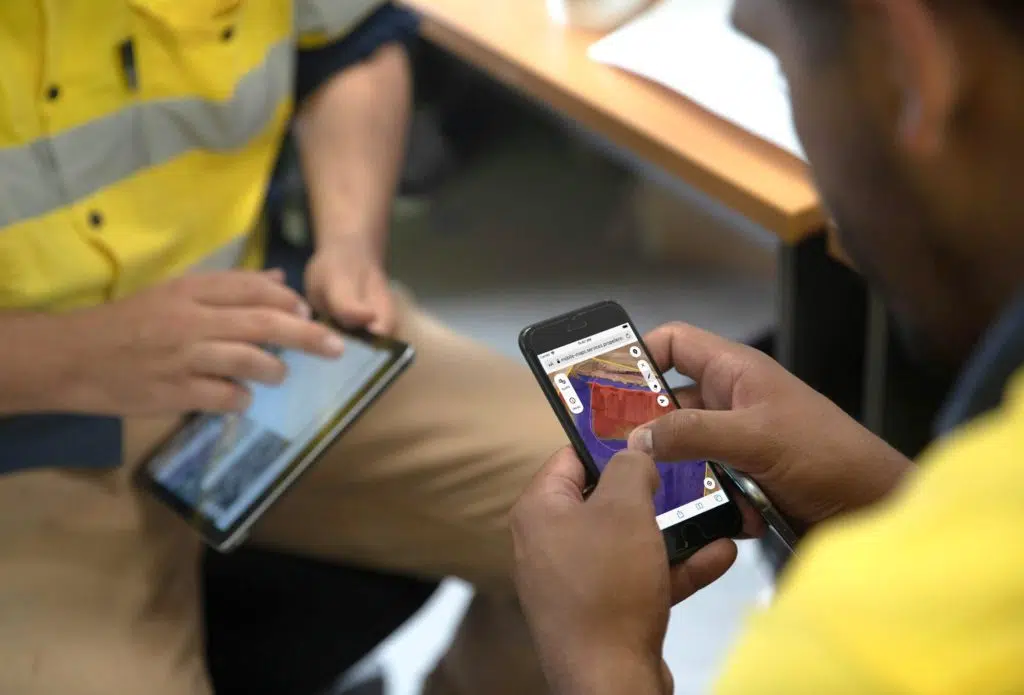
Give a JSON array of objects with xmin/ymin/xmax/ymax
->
[
  {"xmin": 252, "ymin": 291, "xmax": 567, "ymax": 588},
  {"xmin": 0, "ymin": 417, "xmax": 209, "ymax": 695}
]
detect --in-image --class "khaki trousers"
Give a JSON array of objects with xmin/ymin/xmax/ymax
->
[{"xmin": 0, "ymin": 291, "xmax": 564, "ymax": 694}]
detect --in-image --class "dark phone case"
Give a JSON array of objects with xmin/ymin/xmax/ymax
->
[{"xmin": 519, "ymin": 301, "xmax": 742, "ymax": 564}]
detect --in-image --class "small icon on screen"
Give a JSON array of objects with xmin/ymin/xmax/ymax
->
[
  {"xmin": 696, "ymin": 502, "xmax": 704, "ymax": 511},
  {"xmin": 704, "ymin": 477, "xmax": 716, "ymax": 490},
  {"xmin": 629, "ymin": 346, "xmax": 642, "ymax": 358},
  {"xmin": 554, "ymin": 374, "xmax": 570, "ymax": 389},
  {"xmin": 648, "ymin": 380, "xmax": 662, "ymax": 393},
  {"xmin": 714, "ymin": 494, "xmax": 723, "ymax": 503},
  {"xmin": 561, "ymin": 381, "xmax": 585, "ymax": 414},
  {"xmin": 657, "ymin": 395, "xmax": 671, "ymax": 408},
  {"xmin": 676, "ymin": 510, "xmax": 685, "ymax": 519}
]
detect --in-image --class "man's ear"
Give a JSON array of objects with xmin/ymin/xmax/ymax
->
[{"xmin": 865, "ymin": 0, "xmax": 959, "ymax": 157}]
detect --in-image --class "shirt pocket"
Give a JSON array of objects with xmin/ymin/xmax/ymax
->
[
  {"xmin": 124, "ymin": 0, "xmax": 291, "ymax": 171},
  {"xmin": 128, "ymin": 0, "xmax": 243, "ymax": 37},
  {"xmin": 127, "ymin": 0, "xmax": 251, "ymax": 101}
]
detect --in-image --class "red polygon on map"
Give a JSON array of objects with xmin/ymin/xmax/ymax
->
[{"xmin": 589, "ymin": 382, "xmax": 660, "ymax": 440}]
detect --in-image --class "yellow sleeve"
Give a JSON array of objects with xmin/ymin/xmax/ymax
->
[
  {"xmin": 715, "ymin": 378, "xmax": 1024, "ymax": 695},
  {"xmin": 294, "ymin": 0, "xmax": 388, "ymax": 49}
]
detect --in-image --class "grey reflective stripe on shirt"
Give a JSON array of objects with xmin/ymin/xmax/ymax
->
[
  {"xmin": 190, "ymin": 234, "xmax": 250, "ymax": 273},
  {"xmin": 294, "ymin": 0, "xmax": 385, "ymax": 38},
  {"xmin": 0, "ymin": 39, "xmax": 294, "ymax": 230}
]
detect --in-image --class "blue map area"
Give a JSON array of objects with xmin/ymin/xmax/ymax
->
[{"xmin": 569, "ymin": 374, "xmax": 707, "ymax": 515}]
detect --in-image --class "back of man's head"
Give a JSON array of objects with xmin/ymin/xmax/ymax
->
[{"xmin": 752, "ymin": 0, "xmax": 1024, "ymax": 366}]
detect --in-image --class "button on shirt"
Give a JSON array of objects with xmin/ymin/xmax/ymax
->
[{"xmin": 0, "ymin": 0, "xmax": 417, "ymax": 472}]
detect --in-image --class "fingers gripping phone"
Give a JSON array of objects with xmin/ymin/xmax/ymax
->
[
  {"xmin": 718, "ymin": 465, "xmax": 799, "ymax": 556},
  {"xmin": 520, "ymin": 301, "xmax": 743, "ymax": 563}
]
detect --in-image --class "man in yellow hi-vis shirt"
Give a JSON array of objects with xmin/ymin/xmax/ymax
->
[
  {"xmin": 0, "ymin": 2, "xmax": 560, "ymax": 694},
  {"xmin": 511, "ymin": 0, "xmax": 1024, "ymax": 693}
]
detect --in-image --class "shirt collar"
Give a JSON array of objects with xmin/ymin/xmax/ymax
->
[{"xmin": 936, "ymin": 292, "xmax": 1024, "ymax": 435}]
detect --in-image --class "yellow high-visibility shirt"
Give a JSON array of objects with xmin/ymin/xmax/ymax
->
[
  {"xmin": 715, "ymin": 375, "xmax": 1024, "ymax": 694},
  {"xmin": 0, "ymin": 0, "xmax": 382, "ymax": 312}
]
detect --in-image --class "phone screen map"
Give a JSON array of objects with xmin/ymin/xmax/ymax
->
[{"xmin": 541, "ymin": 324, "xmax": 729, "ymax": 530}]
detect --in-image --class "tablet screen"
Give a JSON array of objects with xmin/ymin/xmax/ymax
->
[{"xmin": 146, "ymin": 335, "xmax": 406, "ymax": 533}]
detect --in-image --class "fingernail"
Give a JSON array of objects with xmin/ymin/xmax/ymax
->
[
  {"xmin": 296, "ymin": 301, "xmax": 311, "ymax": 319},
  {"xmin": 628, "ymin": 427, "xmax": 653, "ymax": 454},
  {"xmin": 324, "ymin": 333, "xmax": 344, "ymax": 356}
]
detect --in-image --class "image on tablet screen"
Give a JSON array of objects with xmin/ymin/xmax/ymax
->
[{"xmin": 149, "ymin": 338, "xmax": 391, "ymax": 530}]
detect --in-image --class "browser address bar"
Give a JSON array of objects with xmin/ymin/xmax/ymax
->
[{"xmin": 542, "ymin": 326, "xmax": 636, "ymax": 374}]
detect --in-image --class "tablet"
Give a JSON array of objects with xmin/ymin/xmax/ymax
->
[{"xmin": 137, "ymin": 331, "xmax": 414, "ymax": 552}]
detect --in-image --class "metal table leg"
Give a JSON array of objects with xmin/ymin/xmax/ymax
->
[
  {"xmin": 765, "ymin": 232, "xmax": 870, "ymax": 573},
  {"xmin": 861, "ymin": 291, "xmax": 953, "ymax": 459},
  {"xmin": 776, "ymin": 232, "xmax": 868, "ymax": 417}
]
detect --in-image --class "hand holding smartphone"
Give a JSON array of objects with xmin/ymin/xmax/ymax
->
[{"xmin": 520, "ymin": 301, "xmax": 743, "ymax": 563}]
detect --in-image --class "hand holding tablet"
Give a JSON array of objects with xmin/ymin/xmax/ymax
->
[{"xmin": 136, "ymin": 329, "xmax": 414, "ymax": 551}]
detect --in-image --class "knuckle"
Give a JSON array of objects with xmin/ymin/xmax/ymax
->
[
  {"xmin": 230, "ymin": 273, "xmax": 264, "ymax": 300},
  {"xmin": 746, "ymin": 406, "xmax": 781, "ymax": 456},
  {"xmin": 255, "ymin": 311, "xmax": 323, "ymax": 350},
  {"xmin": 307, "ymin": 324, "xmax": 333, "ymax": 348},
  {"xmin": 211, "ymin": 393, "xmax": 238, "ymax": 412},
  {"xmin": 669, "ymin": 409, "xmax": 704, "ymax": 436},
  {"xmin": 240, "ymin": 309, "xmax": 279, "ymax": 339},
  {"xmin": 226, "ymin": 347, "xmax": 258, "ymax": 377},
  {"xmin": 266, "ymin": 355, "xmax": 288, "ymax": 383},
  {"xmin": 247, "ymin": 273, "xmax": 284, "ymax": 299},
  {"xmin": 207, "ymin": 384, "xmax": 244, "ymax": 412},
  {"xmin": 747, "ymin": 403, "xmax": 773, "ymax": 432},
  {"xmin": 656, "ymin": 321, "xmax": 693, "ymax": 343}
]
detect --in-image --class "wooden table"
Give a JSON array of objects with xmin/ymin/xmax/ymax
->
[
  {"xmin": 397, "ymin": 0, "xmax": 956, "ymax": 574},
  {"xmin": 400, "ymin": 0, "xmax": 823, "ymax": 244},
  {"xmin": 402, "ymin": 0, "xmax": 876, "ymax": 439}
]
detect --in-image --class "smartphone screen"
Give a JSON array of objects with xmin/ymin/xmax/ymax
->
[{"xmin": 539, "ymin": 322, "xmax": 730, "ymax": 531}]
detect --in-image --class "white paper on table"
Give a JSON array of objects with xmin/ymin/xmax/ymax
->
[{"xmin": 588, "ymin": 0, "xmax": 806, "ymax": 161}]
